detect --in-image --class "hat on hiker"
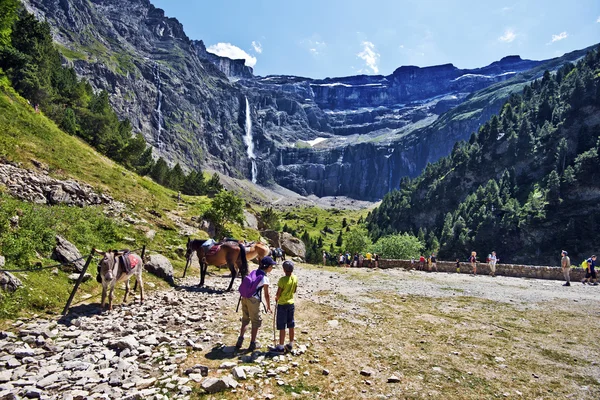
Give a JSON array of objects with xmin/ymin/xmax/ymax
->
[
  {"xmin": 282, "ymin": 260, "xmax": 294, "ymax": 272},
  {"xmin": 260, "ymin": 256, "xmax": 277, "ymax": 268},
  {"xmin": 562, "ymin": 250, "xmax": 568, "ymax": 256}
]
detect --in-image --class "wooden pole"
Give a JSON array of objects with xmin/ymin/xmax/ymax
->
[{"xmin": 62, "ymin": 250, "xmax": 94, "ymax": 316}]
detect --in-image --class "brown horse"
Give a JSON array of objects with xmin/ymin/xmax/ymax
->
[
  {"xmin": 185, "ymin": 239, "xmax": 248, "ymax": 291},
  {"xmin": 244, "ymin": 242, "xmax": 270, "ymax": 264}
]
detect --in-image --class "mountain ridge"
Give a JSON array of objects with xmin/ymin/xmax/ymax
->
[{"xmin": 20, "ymin": 0, "xmax": 599, "ymax": 200}]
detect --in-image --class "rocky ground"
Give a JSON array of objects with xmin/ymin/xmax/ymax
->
[{"xmin": 1, "ymin": 265, "xmax": 599, "ymax": 399}]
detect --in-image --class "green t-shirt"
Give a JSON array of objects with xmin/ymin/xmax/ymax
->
[{"xmin": 277, "ymin": 274, "xmax": 298, "ymax": 305}]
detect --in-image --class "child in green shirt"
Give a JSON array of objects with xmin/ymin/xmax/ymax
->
[{"xmin": 273, "ymin": 260, "xmax": 298, "ymax": 353}]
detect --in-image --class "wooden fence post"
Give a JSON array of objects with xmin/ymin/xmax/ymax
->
[{"xmin": 62, "ymin": 249, "xmax": 95, "ymax": 316}]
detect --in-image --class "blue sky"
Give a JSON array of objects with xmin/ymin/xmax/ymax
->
[{"xmin": 151, "ymin": 0, "xmax": 600, "ymax": 78}]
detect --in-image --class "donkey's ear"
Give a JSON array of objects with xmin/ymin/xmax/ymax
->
[{"xmin": 94, "ymin": 248, "xmax": 106, "ymax": 256}]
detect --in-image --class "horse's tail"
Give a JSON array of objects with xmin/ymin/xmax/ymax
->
[{"xmin": 239, "ymin": 243, "xmax": 248, "ymax": 278}]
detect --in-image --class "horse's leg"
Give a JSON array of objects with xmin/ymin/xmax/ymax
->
[
  {"xmin": 198, "ymin": 256, "xmax": 206, "ymax": 287},
  {"xmin": 108, "ymin": 280, "xmax": 117, "ymax": 311},
  {"xmin": 101, "ymin": 281, "xmax": 107, "ymax": 308},
  {"xmin": 227, "ymin": 263, "xmax": 237, "ymax": 292},
  {"xmin": 123, "ymin": 276, "xmax": 130, "ymax": 303}
]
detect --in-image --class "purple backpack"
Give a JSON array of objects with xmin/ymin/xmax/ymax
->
[{"xmin": 238, "ymin": 269, "xmax": 266, "ymax": 298}]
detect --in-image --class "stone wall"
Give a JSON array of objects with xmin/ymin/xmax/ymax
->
[{"xmin": 378, "ymin": 259, "xmax": 586, "ymax": 281}]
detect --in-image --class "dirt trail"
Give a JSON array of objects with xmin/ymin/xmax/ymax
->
[{"xmin": 0, "ymin": 264, "xmax": 598, "ymax": 399}]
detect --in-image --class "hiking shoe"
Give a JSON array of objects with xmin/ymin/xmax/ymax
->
[
  {"xmin": 563, "ymin": 282, "xmax": 570, "ymax": 286},
  {"xmin": 593, "ymin": 282, "xmax": 599, "ymax": 286},
  {"xmin": 284, "ymin": 343, "xmax": 293, "ymax": 353},
  {"xmin": 235, "ymin": 336, "xmax": 244, "ymax": 349},
  {"xmin": 248, "ymin": 341, "xmax": 260, "ymax": 352}
]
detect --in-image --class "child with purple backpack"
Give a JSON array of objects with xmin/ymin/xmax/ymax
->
[{"xmin": 235, "ymin": 256, "xmax": 276, "ymax": 352}]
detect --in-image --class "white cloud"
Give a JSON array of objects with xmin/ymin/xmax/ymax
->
[
  {"xmin": 498, "ymin": 28, "xmax": 516, "ymax": 43},
  {"xmin": 596, "ymin": 16, "xmax": 600, "ymax": 23},
  {"xmin": 206, "ymin": 43, "xmax": 257, "ymax": 67},
  {"xmin": 357, "ymin": 41, "xmax": 380, "ymax": 74},
  {"xmin": 301, "ymin": 36, "xmax": 327, "ymax": 56},
  {"xmin": 551, "ymin": 31, "xmax": 568, "ymax": 43},
  {"xmin": 251, "ymin": 41, "xmax": 262, "ymax": 54}
]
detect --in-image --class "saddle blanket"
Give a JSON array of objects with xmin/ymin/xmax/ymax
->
[
  {"xmin": 119, "ymin": 253, "xmax": 139, "ymax": 273},
  {"xmin": 207, "ymin": 245, "xmax": 221, "ymax": 257}
]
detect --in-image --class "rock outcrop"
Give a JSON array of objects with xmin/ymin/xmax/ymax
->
[
  {"xmin": 0, "ymin": 163, "xmax": 113, "ymax": 207},
  {"xmin": 51, "ymin": 236, "xmax": 86, "ymax": 272}
]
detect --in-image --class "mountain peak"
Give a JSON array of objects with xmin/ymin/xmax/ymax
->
[{"xmin": 499, "ymin": 55, "xmax": 523, "ymax": 63}]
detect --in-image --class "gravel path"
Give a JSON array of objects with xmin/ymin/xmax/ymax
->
[{"xmin": 0, "ymin": 264, "xmax": 595, "ymax": 399}]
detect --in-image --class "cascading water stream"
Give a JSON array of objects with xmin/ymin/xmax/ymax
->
[
  {"xmin": 153, "ymin": 64, "xmax": 165, "ymax": 150},
  {"xmin": 244, "ymin": 97, "xmax": 257, "ymax": 183}
]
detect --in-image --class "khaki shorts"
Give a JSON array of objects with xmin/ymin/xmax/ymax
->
[{"xmin": 241, "ymin": 297, "xmax": 262, "ymax": 328}]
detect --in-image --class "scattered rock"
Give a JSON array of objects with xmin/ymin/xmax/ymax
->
[
  {"xmin": 51, "ymin": 236, "xmax": 85, "ymax": 272},
  {"xmin": 322, "ymin": 369, "xmax": 330, "ymax": 376},
  {"xmin": 387, "ymin": 375, "xmax": 401, "ymax": 383},
  {"xmin": 360, "ymin": 367, "xmax": 377, "ymax": 377},
  {"xmin": 201, "ymin": 377, "xmax": 228, "ymax": 394}
]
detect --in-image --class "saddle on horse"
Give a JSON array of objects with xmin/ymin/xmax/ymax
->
[{"xmin": 117, "ymin": 251, "xmax": 139, "ymax": 273}]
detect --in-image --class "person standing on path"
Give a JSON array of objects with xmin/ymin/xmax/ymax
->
[
  {"xmin": 374, "ymin": 253, "xmax": 379, "ymax": 269},
  {"xmin": 429, "ymin": 253, "xmax": 438, "ymax": 272},
  {"xmin": 489, "ymin": 251, "xmax": 498, "ymax": 277},
  {"xmin": 419, "ymin": 255, "xmax": 426, "ymax": 271},
  {"xmin": 561, "ymin": 250, "xmax": 571, "ymax": 286},
  {"xmin": 322, "ymin": 251, "xmax": 327, "ymax": 267},
  {"xmin": 583, "ymin": 255, "xmax": 598, "ymax": 285},
  {"xmin": 235, "ymin": 256, "xmax": 276, "ymax": 352},
  {"xmin": 470, "ymin": 251, "xmax": 477, "ymax": 275},
  {"xmin": 272, "ymin": 260, "xmax": 298, "ymax": 353}
]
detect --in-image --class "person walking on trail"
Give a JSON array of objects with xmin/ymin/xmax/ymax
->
[
  {"xmin": 235, "ymin": 256, "xmax": 276, "ymax": 352},
  {"xmin": 456, "ymin": 259, "xmax": 461, "ymax": 273},
  {"xmin": 429, "ymin": 253, "xmax": 438, "ymax": 272},
  {"xmin": 561, "ymin": 250, "xmax": 571, "ymax": 286},
  {"xmin": 322, "ymin": 251, "xmax": 327, "ymax": 267},
  {"xmin": 338, "ymin": 254, "xmax": 344, "ymax": 268},
  {"xmin": 271, "ymin": 260, "xmax": 298, "ymax": 354},
  {"xmin": 374, "ymin": 253, "xmax": 379, "ymax": 268},
  {"xmin": 469, "ymin": 251, "xmax": 477, "ymax": 275},
  {"xmin": 419, "ymin": 255, "xmax": 426, "ymax": 271},
  {"xmin": 489, "ymin": 251, "xmax": 498, "ymax": 277},
  {"xmin": 582, "ymin": 255, "xmax": 598, "ymax": 285},
  {"xmin": 366, "ymin": 252, "xmax": 373, "ymax": 268}
]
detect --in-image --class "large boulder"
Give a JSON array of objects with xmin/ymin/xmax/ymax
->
[
  {"xmin": 144, "ymin": 254, "xmax": 175, "ymax": 286},
  {"xmin": 243, "ymin": 211, "xmax": 258, "ymax": 230},
  {"xmin": 199, "ymin": 219, "xmax": 216, "ymax": 237},
  {"xmin": 262, "ymin": 230, "xmax": 280, "ymax": 247},
  {"xmin": 51, "ymin": 236, "xmax": 85, "ymax": 272},
  {"xmin": 0, "ymin": 255, "xmax": 21, "ymax": 292},
  {"xmin": 280, "ymin": 232, "xmax": 305, "ymax": 259}
]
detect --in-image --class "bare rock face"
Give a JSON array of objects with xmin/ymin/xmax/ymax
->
[{"xmin": 52, "ymin": 236, "xmax": 86, "ymax": 272}]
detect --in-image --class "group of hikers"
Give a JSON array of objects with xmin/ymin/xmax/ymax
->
[
  {"xmin": 230, "ymin": 247, "xmax": 598, "ymax": 353},
  {"xmin": 323, "ymin": 251, "xmax": 380, "ymax": 268},
  {"xmin": 560, "ymin": 251, "xmax": 598, "ymax": 286}
]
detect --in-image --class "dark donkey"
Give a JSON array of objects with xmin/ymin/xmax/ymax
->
[{"xmin": 185, "ymin": 239, "xmax": 248, "ymax": 291}]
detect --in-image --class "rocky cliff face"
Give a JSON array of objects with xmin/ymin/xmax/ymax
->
[
  {"xmin": 22, "ymin": 0, "xmax": 597, "ymax": 200},
  {"xmin": 22, "ymin": 0, "xmax": 258, "ymax": 180},
  {"xmin": 192, "ymin": 40, "xmax": 254, "ymax": 80}
]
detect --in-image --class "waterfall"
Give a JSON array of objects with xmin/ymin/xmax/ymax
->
[
  {"xmin": 244, "ymin": 97, "xmax": 257, "ymax": 183},
  {"xmin": 153, "ymin": 64, "xmax": 165, "ymax": 150}
]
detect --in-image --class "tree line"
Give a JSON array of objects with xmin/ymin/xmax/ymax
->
[
  {"xmin": 0, "ymin": 1, "xmax": 221, "ymax": 196},
  {"xmin": 367, "ymin": 48, "xmax": 600, "ymax": 264}
]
